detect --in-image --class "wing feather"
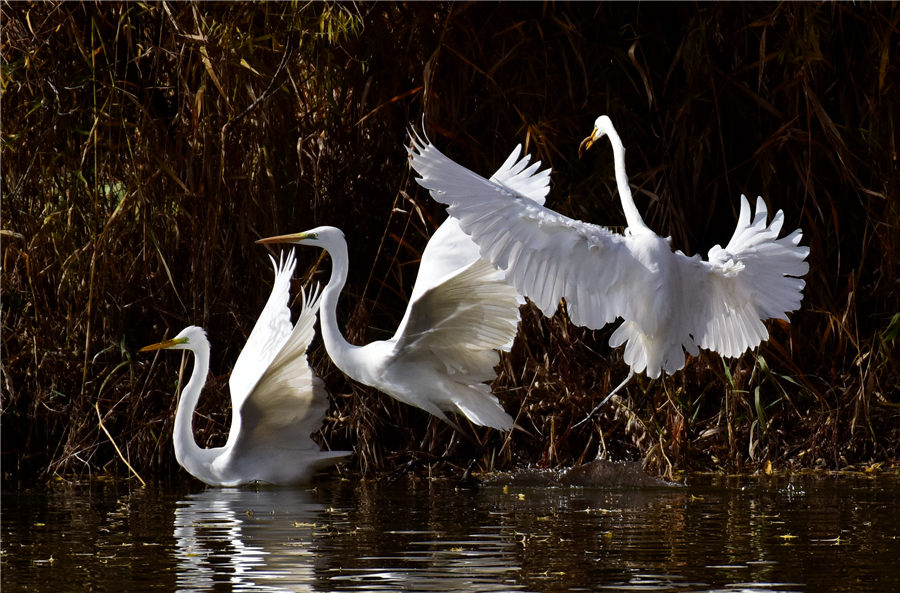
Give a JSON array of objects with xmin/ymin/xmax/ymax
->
[
  {"xmin": 487, "ymin": 143, "xmax": 551, "ymax": 205},
  {"xmin": 395, "ymin": 141, "xmax": 550, "ymax": 338},
  {"xmin": 409, "ymin": 132, "xmax": 640, "ymax": 329},
  {"xmin": 233, "ymin": 282, "xmax": 334, "ymax": 453},
  {"xmin": 681, "ymin": 195, "xmax": 809, "ymax": 357},
  {"xmin": 409, "ymin": 133, "xmax": 636, "ymax": 329},
  {"xmin": 394, "ymin": 257, "xmax": 522, "ymax": 381},
  {"xmin": 228, "ymin": 250, "xmax": 297, "ymax": 407}
]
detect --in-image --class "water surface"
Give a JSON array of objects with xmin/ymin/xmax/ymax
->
[{"xmin": 3, "ymin": 472, "xmax": 899, "ymax": 592}]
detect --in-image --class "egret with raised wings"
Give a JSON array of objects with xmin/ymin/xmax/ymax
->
[
  {"xmin": 140, "ymin": 250, "xmax": 349, "ymax": 486},
  {"xmin": 257, "ymin": 146, "xmax": 551, "ymax": 431},
  {"xmin": 409, "ymin": 116, "xmax": 809, "ymax": 406}
]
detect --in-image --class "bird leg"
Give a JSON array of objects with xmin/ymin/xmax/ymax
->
[
  {"xmin": 573, "ymin": 369, "xmax": 635, "ymax": 428},
  {"xmin": 457, "ymin": 458, "xmax": 482, "ymax": 488}
]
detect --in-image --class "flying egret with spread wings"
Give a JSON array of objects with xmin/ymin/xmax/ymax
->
[
  {"xmin": 257, "ymin": 146, "xmax": 551, "ymax": 431},
  {"xmin": 140, "ymin": 250, "xmax": 349, "ymax": 486},
  {"xmin": 409, "ymin": 115, "xmax": 809, "ymax": 407}
]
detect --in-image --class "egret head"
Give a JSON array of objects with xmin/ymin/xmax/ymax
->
[
  {"xmin": 578, "ymin": 115, "xmax": 616, "ymax": 157},
  {"xmin": 256, "ymin": 226, "xmax": 345, "ymax": 250},
  {"xmin": 140, "ymin": 326, "xmax": 207, "ymax": 352}
]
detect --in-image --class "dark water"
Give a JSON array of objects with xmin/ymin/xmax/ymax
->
[{"xmin": 3, "ymin": 472, "xmax": 899, "ymax": 592}]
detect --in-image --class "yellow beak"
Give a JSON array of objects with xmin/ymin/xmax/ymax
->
[
  {"xmin": 256, "ymin": 231, "xmax": 313, "ymax": 245},
  {"xmin": 578, "ymin": 127, "xmax": 599, "ymax": 158},
  {"xmin": 139, "ymin": 336, "xmax": 187, "ymax": 352}
]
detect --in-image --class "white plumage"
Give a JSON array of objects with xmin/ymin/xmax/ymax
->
[
  {"xmin": 140, "ymin": 250, "xmax": 349, "ymax": 486},
  {"xmin": 257, "ymin": 145, "xmax": 551, "ymax": 431},
  {"xmin": 408, "ymin": 115, "xmax": 809, "ymax": 385}
]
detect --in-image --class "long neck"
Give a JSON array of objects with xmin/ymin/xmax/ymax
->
[
  {"xmin": 172, "ymin": 344, "xmax": 216, "ymax": 481},
  {"xmin": 606, "ymin": 129, "xmax": 650, "ymax": 234},
  {"xmin": 318, "ymin": 239, "xmax": 365, "ymax": 378}
]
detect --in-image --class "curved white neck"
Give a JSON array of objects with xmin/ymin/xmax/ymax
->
[
  {"xmin": 317, "ymin": 238, "xmax": 365, "ymax": 377},
  {"xmin": 173, "ymin": 344, "xmax": 217, "ymax": 481},
  {"xmin": 606, "ymin": 128, "xmax": 650, "ymax": 234}
]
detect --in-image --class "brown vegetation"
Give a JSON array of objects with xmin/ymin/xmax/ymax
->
[{"xmin": 2, "ymin": 1, "xmax": 898, "ymax": 485}]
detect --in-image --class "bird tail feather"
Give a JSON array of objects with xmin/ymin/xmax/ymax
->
[
  {"xmin": 610, "ymin": 321, "xmax": 688, "ymax": 380},
  {"xmin": 450, "ymin": 383, "xmax": 514, "ymax": 431}
]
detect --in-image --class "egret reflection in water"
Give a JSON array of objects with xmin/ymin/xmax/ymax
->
[
  {"xmin": 173, "ymin": 488, "xmax": 324, "ymax": 592},
  {"xmin": 3, "ymin": 476, "xmax": 899, "ymax": 592}
]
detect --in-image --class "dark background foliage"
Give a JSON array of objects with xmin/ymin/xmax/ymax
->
[{"xmin": 2, "ymin": 1, "xmax": 898, "ymax": 485}]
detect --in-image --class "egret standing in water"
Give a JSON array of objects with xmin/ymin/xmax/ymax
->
[
  {"xmin": 140, "ymin": 250, "xmax": 349, "ymax": 486},
  {"xmin": 257, "ymin": 145, "xmax": 551, "ymax": 431},
  {"xmin": 409, "ymin": 116, "xmax": 809, "ymax": 408}
]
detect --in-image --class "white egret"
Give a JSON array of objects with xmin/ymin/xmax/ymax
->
[
  {"xmin": 409, "ymin": 115, "xmax": 809, "ymax": 407},
  {"xmin": 256, "ymin": 145, "xmax": 551, "ymax": 431},
  {"xmin": 140, "ymin": 250, "xmax": 349, "ymax": 486}
]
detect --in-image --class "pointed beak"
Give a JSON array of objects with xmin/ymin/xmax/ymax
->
[
  {"xmin": 139, "ymin": 337, "xmax": 186, "ymax": 352},
  {"xmin": 256, "ymin": 232, "xmax": 310, "ymax": 245},
  {"xmin": 578, "ymin": 127, "xmax": 599, "ymax": 158}
]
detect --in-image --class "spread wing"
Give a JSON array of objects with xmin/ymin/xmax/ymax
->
[
  {"xmin": 403, "ymin": 141, "xmax": 553, "ymax": 311},
  {"xmin": 232, "ymin": 282, "xmax": 336, "ymax": 455},
  {"xmin": 408, "ymin": 131, "xmax": 639, "ymax": 330},
  {"xmin": 392, "ymin": 257, "xmax": 523, "ymax": 382},
  {"xmin": 609, "ymin": 195, "xmax": 808, "ymax": 378},
  {"xmin": 683, "ymin": 195, "xmax": 809, "ymax": 357},
  {"xmin": 229, "ymin": 250, "xmax": 297, "ymax": 406}
]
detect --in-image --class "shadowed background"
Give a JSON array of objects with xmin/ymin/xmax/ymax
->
[{"xmin": 2, "ymin": 1, "xmax": 897, "ymax": 484}]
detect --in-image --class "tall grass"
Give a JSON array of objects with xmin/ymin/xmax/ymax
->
[{"xmin": 2, "ymin": 2, "xmax": 897, "ymax": 484}]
